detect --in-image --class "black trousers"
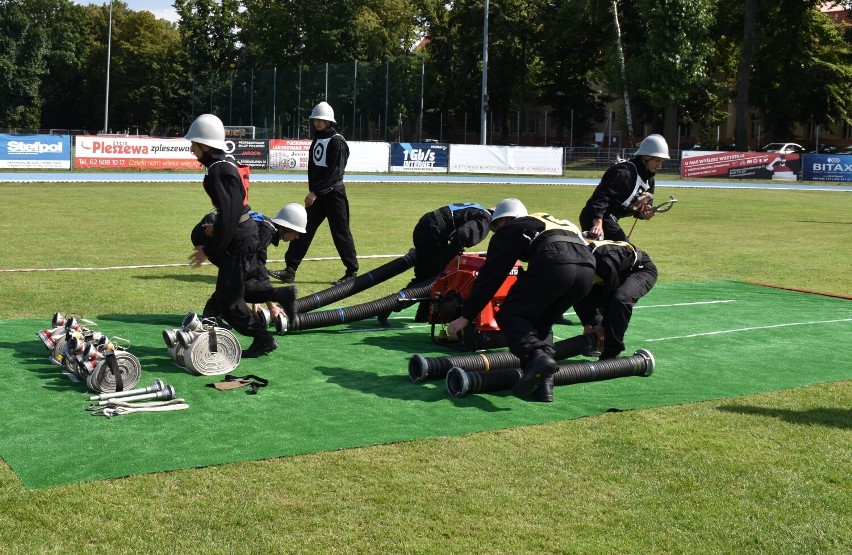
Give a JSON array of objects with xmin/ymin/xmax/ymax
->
[
  {"xmin": 411, "ymin": 214, "xmax": 456, "ymax": 282},
  {"xmin": 495, "ymin": 255, "xmax": 596, "ymax": 365},
  {"xmin": 285, "ymin": 188, "xmax": 358, "ymax": 273},
  {"xmin": 212, "ymin": 221, "xmax": 269, "ymax": 338},
  {"xmin": 575, "ymin": 260, "xmax": 658, "ymax": 357}
]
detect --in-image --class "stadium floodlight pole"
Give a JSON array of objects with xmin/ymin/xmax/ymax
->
[
  {"xmin": 103, "ymin": 0, "xmax": 113, "ymax": 134},
  {"xmin": 480, "ymin": 0, "xmax": 489, "ymax": 145}
]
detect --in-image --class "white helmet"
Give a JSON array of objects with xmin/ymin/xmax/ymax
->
[
  {"xmin": 634, "ymin": 134, "xmax": 670, "ymax": 159},
  {"xmin": 185, "ymin": 114, "xmax": 227, "ymax": 151},
  {"xmin": 490, "ymin": 198, "xmax": 528, "ymax": 230},
  {"xmin": 270, "ymin": 203, "xmax": 308, "ymax": 234},
  {"xmin": 309, "ymin": 101, "xmax": 336, "ymax": 123}
]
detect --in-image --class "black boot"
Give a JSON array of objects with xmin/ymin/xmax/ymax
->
[
  {"xmin": 333, "ymin": 270, "xmax": 357, "ymax": 285},
  {"xmin": 533, "ymin": 376, "xmax": 554, "ymax": 403},
  {"xmin": 377, "ymin": 311, "xmax": 391, "ymax": 327},
  {"xmin": 269, "ymin": 267, "xmax": 296, "ymax": 283},
  {"xmin": 242, "ymin": 332, "xmax": 278, "ymax": 358},
  {"xmin": 513, "ymin": 350, "xmax": 558, "ymax": 398},
  {"xmin": 413, "ymin": 301, "xmax": 430, "ymax": 323},
  {"xmin": 275, "ymin": 286, "xmax": 298, "ymax": 322}
]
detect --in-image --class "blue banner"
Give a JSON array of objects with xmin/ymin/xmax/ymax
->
[
  {"xmin": 390, "ymin": 142, "xmax": 449, "ymax": 172},
  {"xmin": 801, "ymin": 153, "xmax": 852, "ymax": 182},
  {"xmin": 0, "ymin": 134, "xmax": 71, "ymax": 169}
]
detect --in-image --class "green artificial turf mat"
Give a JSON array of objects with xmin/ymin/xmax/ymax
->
[{"xmin": 1, "ymin": 280, "xmax": 850, "ymax": 489}]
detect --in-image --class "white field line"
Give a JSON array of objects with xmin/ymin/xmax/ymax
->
[
  {"xmin": 646, "ymin": 318, "xmax": 852, "ymax": 342},
  {"xmin": 0, "ymin": 254, "xmax": 407, "ymax": 273}
]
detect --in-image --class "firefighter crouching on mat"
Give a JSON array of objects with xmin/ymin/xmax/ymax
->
[
  {"xmin": 379, "ymin": 202, "xmax": 492, "ymax": 326},
  {"xmin": 446, "ymin": 199, "xmax": 597, "ymax": 402},
  {"xmin": 573, "ymin": 239, "xmax": 657, "ymax": 360},
  {"xmin": 185, "ymin": 113, "xmax": 278, "ymax": 359},
  {"xmin": 579, "ymin": 134, "xmax": 669, "ymax": 241},
  {"xmin": 192, "ymin": 203, "xmax": 307, "ymax": 328}
]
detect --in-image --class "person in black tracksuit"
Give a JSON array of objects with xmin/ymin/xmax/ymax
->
[
  {"xmin": 270, "ymin": 102, "xmax": 358, "ymax": 285},
  {"xmin": 193, "ymin": 212, "xmax": 298, "ymax": 327},
  {"xmin": 579, "ymin": 134, "xmax": 669, "ymax": 242},
  {"xmin": 396, "ymin": 202, "xmax": 492, "ymax": 323},
  {"xmin": 412, "ymin": 203, "xmax": 492, "ymax": 283},
  {"xmin": 186, "ymin": 114, "xmax": 277, "ymax": 358},
  {"xmin": 573, "ymin": 240, "xmax": 657, "ymax": 360},
  {"xmin": 447, "ymin": 204, "xmax": 596, "ymax": 402}
]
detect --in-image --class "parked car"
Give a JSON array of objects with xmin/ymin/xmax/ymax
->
[
  {"xmin": 760, "ymin": 142, "xmax": 805, "ymax": 154},
  {"xmin": 717, "ymin": 141, "xmax": 749, "ymax": 151},
  {"xmin": 679, "ymin": 142, "xmax": 703, "ymax": 151},
  {"xmin": 809, "ymin": 144, "xmax": 840, "ymax": 154},
  {"xmin": 839, "ymin": 145, "xmax": 852, "ymax": 155}
]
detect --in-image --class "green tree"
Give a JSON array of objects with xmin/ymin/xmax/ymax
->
[
  {"xmin": 616, "ymin": 0, "xmax": 719, "ymax": 145},
  {"xmin": 108, "ymin": 10, "xmax": 187, "ymax": 134},
  {"xmin": 0, "ymin": 0, "xmax": 49, "ymax": 127},
  {"xmin": 14, "ymin": 0, "xmax": 92, "ymax": 131},
  {"xmin": 537, "ymin": 0, "xmax": 611, "ymax": 144}
]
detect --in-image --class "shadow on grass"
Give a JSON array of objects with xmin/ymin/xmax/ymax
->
[
  {"xmin": 717, "ymin": 404, "xmax": 852, "ymax": 429},
  {"xmin": 315, "ymin": 365, "xmax": 512, "ymax": 413}
]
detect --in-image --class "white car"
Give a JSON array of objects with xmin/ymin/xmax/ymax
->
[{"xmin": 760, "ymin": 142, "xmax": 805, "ymax": 154}]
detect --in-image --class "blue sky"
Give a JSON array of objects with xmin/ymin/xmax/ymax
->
[{"xmin": 74, "ymin": 1, "xmax": 178, "ymax": 23}]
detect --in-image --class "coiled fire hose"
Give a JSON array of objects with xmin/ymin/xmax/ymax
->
[
  {"xmin": 163, "ymin": 313, "xmax": 241, "ymax": 376},
  {"xmin": 295, "ymin": 248, "xmax": 417, "ymax": 313},
  {"xmin": 288, "ymin": 283, "xmax": 433, "ymax": 332},
  {"xmin": 409, "ymin": 332, "xmax": 599, "ymax": 383},
  {"xmin": 445, "ymin": 348, "xmax": 656, "ymax": 398},
  {"xmin": 37, "ymin": 313, "xmax": 143, "ymax": 393}
]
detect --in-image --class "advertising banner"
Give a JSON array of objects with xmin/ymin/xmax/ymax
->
[
  {"xmin": 229, "ymin": 139, "xmax": 269, "ymax": 169},
  {"xmin": 348, "ymin": 141, "xmax": 390, "ymax": 172},
  {"xmin": 801, "ymin": 154, "xmax": 852, "ymax": 182},
  {"xmin": 0, "ymin": 134, "xmax": 71, "ymax": 169},
  {"xmin": 390, "ymin": 143, "xmax": 449, "ymax": 172},
  {"xmin": 681, "ymin": 151, "xmax": 801, "ymax": 181},
  {"xmin": 269, "ymin": 139, "xmax": 311, "ymax": 170},
  {"xmin": 448, "ymin": 145, "xmax": 563, "ymax": 175},
  {"xmin": 74, "ymin": 135, "xmax": 200, "ymax": 170}
]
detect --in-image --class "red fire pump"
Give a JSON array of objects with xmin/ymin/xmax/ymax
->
[{"xmin": 428, "ymin": 253, "xmax": 522, "ymax": 351}]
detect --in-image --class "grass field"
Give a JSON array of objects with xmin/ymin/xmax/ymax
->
[{"xmin": 1, "ymin": 178, "xmax": 850, "ymax": 554}]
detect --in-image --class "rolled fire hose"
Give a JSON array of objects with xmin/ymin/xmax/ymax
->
[
  {"xmin": 409, "ymin": 333, "xmax": 597, "ymax": 383},
  {"xmin": 182, "ymin": 327, "xmax": 242, "ymax": 376},
  {"xmin": 446, "ymin": 348, "xmax": 656, "ymax": 398},
  {"xmin": 295, "ymin": 248, "xmax": 417, "ymax": 313},
  {"xmin": 85, "ymin": 350, "xmax": 143, "ymax": 393},
  {"xmin": 163, "ymin": 313, "xmax": 240, "ymax": 375}
]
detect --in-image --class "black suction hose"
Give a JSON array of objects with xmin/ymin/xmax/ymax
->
[
  {"xmin": 295, "ymin": 248, "xmax": 417, "ymax": 313},
  {"xmin": 289, "ymin": 284, "xmax": 433, "ymax": 332},
  {"xmin": 446, "ymin": 348, "xmax": 655, "ymax": 398},
  {"xmin": 409, "ymin": 333, "xmax": 596, "ymax": 383}
]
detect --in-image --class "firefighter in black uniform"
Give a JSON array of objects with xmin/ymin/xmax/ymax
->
[
  {"xmin": 579, "ymin": 134, "xmax": 669, "ymax": 241},
  {"xmin": 186, "ymin": 113, "xmax": 277, "ymax": 358},
  {"xmin": 447, "ymin": 199, "xmax": 597, "ymax": 402},
  {"xmin": 269, "ymin": 101, "xmax": 359, "ymax": 285},
  {"xmin": 573, "ymin": 239, "xmax": 657, "ymax": 360},
  {"xmin": 193, "ymin": 204, "xmax": 306, "ymax": 330},
  {"xmin": 412, "ymin": 202, "xmax": 492, "ymax": 283},
  {"xmin": 379, "ymin": 202, "xmax": 492, "ymax": 325}
]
